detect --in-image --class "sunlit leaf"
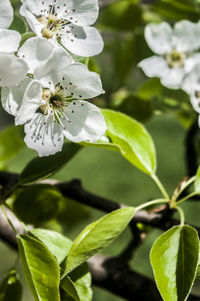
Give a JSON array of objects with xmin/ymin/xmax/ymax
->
[{"xmin": 150, "ymin": 225, "xmax": 199, "ymax": 301}]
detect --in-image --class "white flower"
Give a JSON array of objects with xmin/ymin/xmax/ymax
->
[
  {"xmin": 3, "ymin": 44, "xmax": 106, "ymax": 157},
  {"xmin": 182, "ymin": 64, "xmax": 200, "ymax": 115},
  {"xmin": 20, "ymin": 0, "xmax": 103, "ymax": 57},
  {"xmin": 0, "ymin": 0, "xmax": 28, "ymax": 87},
  {"xmin": 139, "ymin": 21, "xmax": 200, "ymax": 89}
]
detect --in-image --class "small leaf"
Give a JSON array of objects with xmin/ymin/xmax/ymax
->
[
  {"xmin": 64, "ymin": 207, "xmax": 135, "ymax": 274},
  {"xmin": 9, "ymin": 13, "xmax": 27, "ymax": 34},
  {"xmin": 30, "ymin": 228, "xmax": 72, "ymax": 264},
  {"xmin": 195, "ymin": 166, "xmax": 200, "ymax": 193},
  {"xmin": 61, "ymin": 276, "xmax": 80, "ymax": 301},
  {"xmin": 0, "ymin": 269, "xmax": 22, "ymax": 301},
  {"xmin": 20, "ymin": 143, "xmax": 81, "ymax": 184},
  {"xmin": 102, "ymin": 109, "xmax": 156, "ymax": 175},
  {"xmin": 17, "ymin": 235, "xmax": 60, "ymax": 301},
  {"xmin": 150, "ymin": 225, "xmax": 199, "ymax": 301},
  {"xmin": 13, "ymin": 185, "xmax": 62, "ymax": 225}
]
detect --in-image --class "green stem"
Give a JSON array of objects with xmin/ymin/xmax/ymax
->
[
  {"xmin": 174, "ymin": 176, "xmax": 196, "ymax": 202},
  {"xmin": 176, "ymin": 206, "xmax": 185, "ymax": 226},
  {"xmin": 151, "ymin": 174, "xmax": 169, "ymax": 200},
  {"xmin": 176, "ymin": 191, "xmax": 199, "ymax": 205},
  {"xmin": 135, "ymin": 198, "xmax": 168, "ymax": 212},
  {"xmin": 1, "ymin": 205, "xmax": 18, "ymax": 235}
]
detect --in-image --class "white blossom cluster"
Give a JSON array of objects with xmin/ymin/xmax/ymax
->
[
  {"xmin": 139, "ymin": 21, "xmax": 200, "ymax": 125},
  {"xmin": 0, "ymin": 0, "xmax": 106, "ymax": 157}
]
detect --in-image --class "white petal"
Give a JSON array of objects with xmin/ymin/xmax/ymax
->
[
  {"xmin": 182, "ymin": 64, "xmax": 200, "ymax": 94},
  {"xmin": 18, "ymin": 37, "xmax": 54, "ymax": 74},
  {"xmin": 62, "ymin": 100, "xmax": 106, "ymax": 143},
  {"xmin": 58, "ymin": 0, "xmax": 99, "ymax": 26},
  {"xmin": 183, "ymin": 53, "xmax": 200, "ymax": 77},
  {"xmin": 34, "ymin": 46, "xmax": 73, "ymax": 85},
  {"xmin": 160, "ymin": 68, "xmax": 184, "ymax": 89},
  {"xmin": 61, "ymin": 25, "xmax": 103, "ymax": 57},
  {"xmin": 173, "ymin": 20, "xmax": 200, "ymax": 52},
  {"xmin": 1, "ymin": 78, "xmax": 31, "ymax": 116},
  {"xmin": 0, "ymin": 53, "xmax": 28, "ymax": 87},
  {"xmin": 16, "ymin": 80, "xmax": 43, "ymax": 125},
  {"xmin": 20, "ymin": 4, "xmax": 44, "ymax": 36},
  {"xmin": 61, "ymin": 63, "xmax": 104, "ymax": 99},
  {"xmin": 0, "ymin": 29, "xmax": 21, "ymax": 53},
  {"xmin": 139, "ymin": 55, "xmax": 184, "ymax": 89},
  {"xmin": 139, "ymin": 56, "xmax": 169, "ymax": 78},
  {"xmin": 0, "ymin": 0, "xmax": 13, "ymax": 28},
  {"xmin": 145, "ymin": 22, "xmax": 172, "ymax": 55},
  {"xmin": 24, "ymin": 113, "xmax": 64, "ymax": 157}
]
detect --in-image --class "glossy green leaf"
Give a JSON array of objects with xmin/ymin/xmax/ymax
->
[
  {"xmin": 13, "ymin": 184, "xmax": 62, "ymax": 225},
  {"xmin": 64, "ymin": 207, "xmax": 135, "ymax": 274},
  {"xmin": 195, "ymin": 166, "xmax": 200, "ymax": 193},
  {"xmin": 17, "ymin": 235, "xmax": 60, "ymax": 301},
  {"xmin": 30, "ymin": 228, "xmax": 72, "ymax": 264},
  {"xmin": 102, "ymin": 109, "xmax": 156, "ymax": 175},
  {"xmin": 20, "ymin": 143, "xmax": 81, "ymax": 184},
  {"xmin": 61, "ymin": 263, "xmax": 92, "ymax": 301},
  {"xmin": 0, "ymin": 126, "xmax": 24, "ymax": 167},
  {"xmin": 0, "ymin": 270, "xmax": 22, "ymax": 301},
  {"xmin": 150, "ymin": 225, "xmax": 199, "ymax": 301}
]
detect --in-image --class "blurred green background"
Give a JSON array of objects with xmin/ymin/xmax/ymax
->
[{"xmin": 2, "ymin": 0, "xmax": 200, "ymax": 300}]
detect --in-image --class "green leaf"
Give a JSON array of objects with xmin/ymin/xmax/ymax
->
[
  {"xmin": 61, "ymin": 263, "xmax": 92, "ymax": 301},
  {"xmin": 61, "ymin": 276, "xmax": 80, "ymax": 301},
  {"xmin": 195, "ymin": 166, "xmax": 200, "ymax": 193},
  {"xmin": 30, "ymin": 228, "xmax": 72, "ymax": 264},
  {"xmin": 102, "ymin": 109, "xmax": 157, "ymax": 175},
  {"xmin": 150, "ymin": 225, "xmax": 199, "ymax": 301},
  {"xmin": 64, "ymin": 207, "xmax": 135, "ymax": 274},
  {"xmin": 0, "ymin": 270, "xmax": 22, "ymax": 301},
  {"xmin": 13, "ymin": 185, "xmax": 62, "ymax": 225},
  {"xmin": 0, "ymin": 126, "xmax": 24, "ymax": 167},
  {"xmin": 20, "ymin": 143, "xmax": 81, "ymax": 184},
  {"xmin": 17, "ymin": 235, "xmax": 60, "ymax": 301}
]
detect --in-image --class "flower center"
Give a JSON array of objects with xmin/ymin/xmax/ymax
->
[
  {"xmin": 166, "ymin": 49, "xmax": 185, "ymax": 68},
  {"xmin": 38, "ymin": 13, "xmax": 68, "ymax": 39}
]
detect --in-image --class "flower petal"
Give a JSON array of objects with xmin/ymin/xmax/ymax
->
[
  {"xmin": 20, "ymin": 4, "xmax": 44, "ymax": 36},
  {"xmin": 182, "ymin": 64, "xmax": 200, "ymax": 94},
  {"xmin": 160, "ymin": 68, "xmax": 184, "ymax": 89},
  {"xmin": 61, "ymin": 25, "xmax": 103, "ymax": 57},
  {"xmin": 173, "ymin": 20, "xmax": 200, "ymax": 52},
  {"xmin": 34, "ymin": 46, "xmax": 73, "ymax": 86},
  {"xmin": 61, "ymin": 62, "xmax": 104, "ymax": 99},
  {"xmin": 145, "ymin": 22, "xmax": 172, "ymax": 55},
  {"xmin": 18, "ymin": 37, "xmax": 55, "ymax": 74},
  {"xmin": 139, "ymin": 56, "xmax": 169, "ymax": 78},
  {"xmin": 62, "ymin": 100, "xmax": 106, "ymax": 143},
  {"xmin": 58, "ymin": 0, "xmax": 99, "ymax": 26},
  {"xmin": 1, "ymin": 78, "xmax": 31, "ymax": 116},
  {"xmin": 0, "ymin": 0, "xmax": 13, "ymax": 28},
  {"xmin": 0, "ymin": 29, "xmax": 21, "ymax": 53},
  {"xmin": 16, "ymin": 80, "xmax": 43, "ymax": 125},
  {"xmin": 24, "ymin": 113, "xmax": 64, "ymax": 157},
  {"xmin": 0, "ymin": 53, "xmax": 28, "ymax": 87}
]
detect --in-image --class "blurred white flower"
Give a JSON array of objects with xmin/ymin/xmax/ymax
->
[
  {"xmin": 2, "ymin": 42, "xmax": 106, "ymax": 157},
  {"xmin": 139, "ymin": 21, "xmax": 200, "ymax": 89},
  {"xmin": 182, "ymin": 64, "xmax": 200, "ymax": 116},
  {"xmin": 0, "ymin": 0, "xmax": 28, "ymax": 87},
  {"xmin": 20, "ymin": 0, "xmax": 103, "ymax": 57}
]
